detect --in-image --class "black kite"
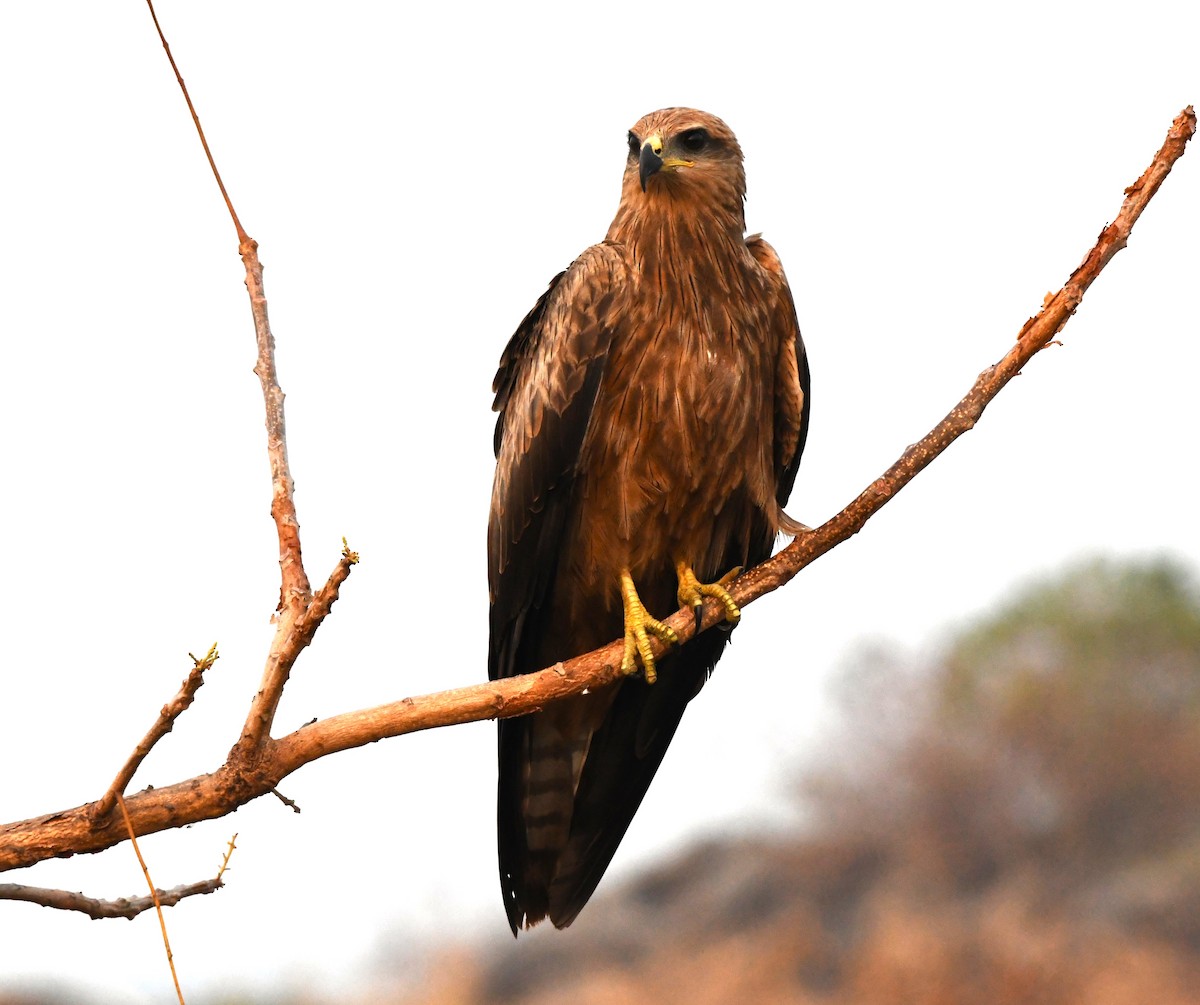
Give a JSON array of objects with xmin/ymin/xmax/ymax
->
[{"xmin": 489, "ymin": 107, "xmax": 810, "ymax": 933}]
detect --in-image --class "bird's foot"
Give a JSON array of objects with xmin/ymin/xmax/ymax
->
[
  {"xmin": 619, "ymin": 569, "xmax": 678, "ymax": 684},
  {"xmin": 676, "ymin": 561, "xmax": 742, "ymax": 636}
]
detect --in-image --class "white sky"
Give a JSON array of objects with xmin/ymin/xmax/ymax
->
[{"xmin": 1, "ymin": 1, "xmax": 1197, "ymax": 1001}]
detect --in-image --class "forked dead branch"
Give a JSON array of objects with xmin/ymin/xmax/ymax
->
[{"xmin": 0, "ymin": 8, "xmax": 1192, "ymax": 911}]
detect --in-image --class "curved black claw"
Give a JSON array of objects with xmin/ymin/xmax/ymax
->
[{"xmin": 676, "ymin": 561, "xmax": 742, "ymax": 633}]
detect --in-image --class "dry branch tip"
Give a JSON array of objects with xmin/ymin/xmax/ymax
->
[
  {"xmin": 271, "ymin": 788, "xmax": 302, "ymax": 814},
  {"xmin": 90, "ymin": 645, "xmax": 218, "ymax": 825},
  {"xmin": 216, "ymin": 834, "xmax": 238, "ymax": 881}
]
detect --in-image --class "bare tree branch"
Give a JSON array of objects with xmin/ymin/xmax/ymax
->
[
  {"xmin": 1, "ymin": 105, "xmax": 1191, "ymax": 880},
  {"xmin": 0, "ymin": 879, "xmax": 223, "ymax": 921},
  {"xmin": 231, "ymin": 148, "xmax": 316, "ymax": 760},
  {"xmin": 143, "ymin": 0, "xmax": 332, "ymax": 759}
]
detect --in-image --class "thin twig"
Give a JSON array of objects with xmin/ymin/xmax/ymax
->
[
  {"xmin": 271, "ymin": 789, "xmax": 302, "ymax": 814},
  {"xmin": 144, "ymin": 0, "xmax": 246, "ymax": 243},
  {"xmin": 0, "ymin": 879, "xmax": 222, "ymax": 921},
  {"xmin": 91, "ymin": 645, "xmax": 219, "ymax": 824},
  {"xmin": 118, "ymin": 793, "xmax": 186, "ymax": 1004},
  {"xmin": 0, "ymin": 829, "xmax": 235, "ymax": 920},
  {"xmin": 2, "ymin": 106, "xmax": 1190, "ymax": 878}
]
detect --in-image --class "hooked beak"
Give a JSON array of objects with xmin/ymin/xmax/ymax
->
[
  {"xmin": 637, "ymin": 132, "xmax": 696, "ymax": 192},
  {"xmin": 639, "ymin": 134, "xmax": 664, "ymax": 192}
]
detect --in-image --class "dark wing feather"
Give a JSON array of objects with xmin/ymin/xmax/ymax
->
[
  {"xmin": 491, "ymin": 270, "xmax": 565, "ymax": 456},
  {"xmin": 489, "ymin": 243, "xmax": 629, "ymax": 934},
  {"xmin": 746, "ymin": 235, "xmax": 810, "ymax": 509},
  {"xmin": 488, "ymin": 243, "xmax": 628, "ymax": 682}
]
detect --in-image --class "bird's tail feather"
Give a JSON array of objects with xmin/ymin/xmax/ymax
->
[{"xmin": 522, "ymin": 720, "xmax": 580, "ymax": 906}]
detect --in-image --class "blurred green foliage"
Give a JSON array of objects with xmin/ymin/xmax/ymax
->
[{"xmin": 843, "ymin": 557, "xmax": 1200, "ymax": 900}]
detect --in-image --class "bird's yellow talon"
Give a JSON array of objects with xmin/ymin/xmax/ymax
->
[
  {"xmin": 619, "ymin": 569, "xmax": 678, "ymax": 683},
  {"xmin": 676, "ymin": 561, "xmax": 742, "ymax": 627}
]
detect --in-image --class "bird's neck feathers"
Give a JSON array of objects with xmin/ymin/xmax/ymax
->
[{"xmin": 606, "ymin": 169, "xmax": 748, "ymax": 274}]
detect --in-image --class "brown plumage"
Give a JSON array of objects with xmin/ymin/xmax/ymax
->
[{"xmin": 488, "ymin": 108, "xmax": 810, "ymax": 934}]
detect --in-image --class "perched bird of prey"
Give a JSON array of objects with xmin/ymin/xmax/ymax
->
[{"xmin": 488, "ymin": 107, "xmax": 810, "ymax": 934}]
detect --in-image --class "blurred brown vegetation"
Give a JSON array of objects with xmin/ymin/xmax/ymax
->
[
  {"xmin": 398, "ymin": 556, "xmax": 1200, "ymax": 1005},
  {"xmin": 8, "ymin": 557, "xmax": 1200, "ymax": 1005}
]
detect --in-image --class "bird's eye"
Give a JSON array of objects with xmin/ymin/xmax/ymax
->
[
  {"xmin": 678, "ymin": 128, "xmax": 710, "ymax": 153},
  {"xmin": 627, "ymin": 131, "xmax": 640, "ymax": 157}
]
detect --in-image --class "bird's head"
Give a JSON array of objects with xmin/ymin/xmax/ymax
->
[{"xmin": 621, "ymin": 108, "xmax": 746, "ymax": 226}]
